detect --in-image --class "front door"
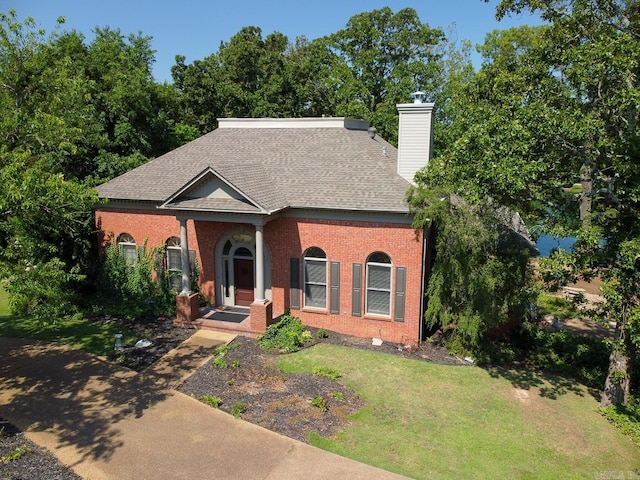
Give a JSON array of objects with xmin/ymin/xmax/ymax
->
[{"xmin": 234, "ymin": 258, "xmax": 254, "ymax": 306}]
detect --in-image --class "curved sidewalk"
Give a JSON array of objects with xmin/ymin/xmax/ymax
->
[{"xmin": 0, "ymin": 333, "xmax": 408, "ymax": 480}]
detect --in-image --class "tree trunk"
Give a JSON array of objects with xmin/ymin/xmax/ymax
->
[
  {"xmin": 601, "ymin": 322, "xmax": 633, "ymax": 407},
  {"xmin": 580, "ymin": 161, "xmax": 592, "ymax": 225}
]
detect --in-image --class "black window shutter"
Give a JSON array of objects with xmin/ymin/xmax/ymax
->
[
  {"xmin": 290, "ymin": 258, "xmax": 300, "ymax": 310},
  {"xmin": 394, "ymin": 266, "xmax": 406, "ymax": 322},
  {"xmin": 352, "ymin": 263, "xmax": 362, "ymax": 317},
  {"xmin": 330, "ymin": 261, "xmax": 340, "ymax": 314}
]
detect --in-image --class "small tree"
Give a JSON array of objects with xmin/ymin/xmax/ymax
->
[{"xmin": 409, "ymin": 186, "xmax": 535, "ymax": 352}]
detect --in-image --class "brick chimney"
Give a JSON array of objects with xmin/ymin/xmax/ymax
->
[{"xmin": 396, "ymin": 91, "xmax": 435, "ymax": 184}]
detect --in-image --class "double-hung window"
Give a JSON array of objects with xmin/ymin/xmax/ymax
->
[
  {"xmin": 117, "ymin": 233, "xmax": 136, "ymax": 267},
  {"xmin": 303, "ymin": 247, "xmax": 327, "ymax": 309},
  {"xmin": 365, "ymin": 252, "xmax": 392, "ymax": 316}
]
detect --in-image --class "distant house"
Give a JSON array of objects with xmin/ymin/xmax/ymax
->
[{"xmin": 96, "ymin": 93, "xmax": 435, "ymax": 343}]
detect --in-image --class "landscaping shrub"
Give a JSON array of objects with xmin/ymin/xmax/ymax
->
[
  {"xmin": 311, "ymin": 396, "xmax": 328, "ymax": 412},
  {"xmin": 515, "ymin": 322, "xmax": 610, "ymax": 388},
  {"xmin": 312, "ymin": 366, "xmax": 341, "ymax": 380},
  {"xmin": 93, "ymin": 241, "xmax": 185, "ymax": 318},
  {"xmin": 257, "ymin": 313, "xmax": 312, "ymax": 353}
]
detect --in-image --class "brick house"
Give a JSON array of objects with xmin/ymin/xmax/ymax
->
[{"xmin": 96, "ymin": 93, "xmax": 435, "ymax": 344}]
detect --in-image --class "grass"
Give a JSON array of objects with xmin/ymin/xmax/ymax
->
[
  {"xmin": 537, "ymin": 293, "xmax": 581, "ymax": 321},
  {"xmin": 0, "ymin": 288, "xmax": 135, "ymax": 357},
  {"xmin": 279, "ymin": 344, "xmax": 640, "ymax": 480}
]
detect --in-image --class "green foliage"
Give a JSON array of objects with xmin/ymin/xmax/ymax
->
[
  {"xmin": 2, "ymin": 258, "xmax": 83, "ymax": 319},
  {"xmin": 535, "ymin": 294, "xmax": 580, "ymax": 321},
  {"xmin": 330, "ymin": 391, "xmax": 344, "ymax": 401},
  {"xmin": 95, "ymin": 241, "xmax": 176, "ymax": 318},
  {"xmin": 316, "ymin": 328, "xmax": 328, "ymax": 339},
  {"xmin": 516, "ymin": 322, "xmax": 610, "ymax": 388},
  {"xmin": 211, "ymin": 342, "xmax": 239, "ymax": 369},
  {"xmin": 310, "ymin": 396, "xmax": 328, "ymax": 412},
  {"xmin": 312, "ymin": 366, "xmax": 341, "ymax": 380},
  {"xmin": 1, "ymin": 446, "xmax": 31, "ymax": 464},
  {"xmin": 257, "ymin": 313, "xmax": 312, "ymax": 353},
  {"xmin": 598, "ymin": 396, "xmax": 640, "ymax": 446},
  {"xmin": 200, "ymin": 394, "xmax": 221, "ymax": 409},
  {"xmin": 231, "ymin": 402, "xmax": 246, "ymax": 418},
  {"xmin": 212, "ymin": 355, "xmax": 227, "ymax": 369},
  {"xmin": 409, "ymin": 188, "xmax": 535, "ymax": 349}
]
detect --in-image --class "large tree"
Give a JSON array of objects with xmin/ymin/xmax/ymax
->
[
  {"xmin": 317, "ymin": 7, "xmax": 445, "ymax": 143},
  {"xmin": 416, "ymin": 0, "xmax": 639, "ymax": 405},
  {"xmin": 0, "ymin": 10, "xmax": 186, "ymax": 316}
]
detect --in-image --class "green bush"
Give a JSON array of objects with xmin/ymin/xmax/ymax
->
[
  {"xmin": 598, "ymin": 396, "xmax": 640, "ymax": 446},
  {"xmin": 311, "ymin": 396, "xmax": 328, "ymax": 412},
  {"xmin": 257, "ymin": 313, "xmax": 312, "ymax": 353},
  {"xmin": 316, "ymin": 328, "xmax": 328, "ymax": 339},
  {"xmin": 312, "ymin": 366, "xmax": 341, "ymax": 380},
  {"xmin": 516, "ymin": 322, "xmax": 610, "ymax": 388}
]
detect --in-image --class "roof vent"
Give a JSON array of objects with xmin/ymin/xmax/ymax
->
[
  {"xmin": 411, "ymin": 90, "xmax": 427, "ymax": 104},
  {"xmin": 368, "ymin": 126, "xmax": 377, "ymax": 139}
]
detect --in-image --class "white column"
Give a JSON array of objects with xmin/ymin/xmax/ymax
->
[
  {"xmin": 179, "ymin": 218, "xmax": 191, "ymax": 296},
  {"xmin": 255, "ymin": 223, "xmax": 265, "ymax": 303}
]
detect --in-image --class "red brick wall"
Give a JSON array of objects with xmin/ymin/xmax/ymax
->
[
  {"xmin": 264, "ymin": 217, "xmax": 424, "ymax": 344},
  {"xmin": 96, "ymin": 208, "xmax": 424, "ymax": 343}
]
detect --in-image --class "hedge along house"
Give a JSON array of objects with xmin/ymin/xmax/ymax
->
[{"xmin": 95, "ymin": 92, "xmax": 435, "ymax": 343}]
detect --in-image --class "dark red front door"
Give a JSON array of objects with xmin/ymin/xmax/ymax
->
[{"xmin": 234, "ymin": 259, "xmax": 254, "ymax": 306}]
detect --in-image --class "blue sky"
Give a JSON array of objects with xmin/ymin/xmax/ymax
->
[{"xmin": 7, "ymin": 0, "xmax": 540, "ymax": 83}]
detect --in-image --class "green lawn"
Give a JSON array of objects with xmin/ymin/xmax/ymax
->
[
  {"xmin": 279, "ymin": 344, "xmax": 640, "ymax": 480},
  {"xmin": 0, "ymin": 288, "xmax": 134, "ymax": 357}
]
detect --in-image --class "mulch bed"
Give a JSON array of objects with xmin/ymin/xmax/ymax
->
[
  {"xmin": 177, "ymin": 327, "xmax": 462, "ymax": 443},
  {"xmin": 0, "ymin": 419, "xmax": 81, "ymax": 480}
]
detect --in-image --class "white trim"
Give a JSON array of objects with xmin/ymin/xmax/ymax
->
[
  {"xmin": 217, "ymin": 117, "xmax": 369, "ymax": 130},
  {"xmin": 365, "ymin": 258, "xmax": 393, "ymax": 317},
  {"xmin": 303, "ymin": 254, "xmax": 328, "ymax": 310}
]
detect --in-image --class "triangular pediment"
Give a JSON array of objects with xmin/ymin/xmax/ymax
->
[{"xmin": 160, "ymin": 168, "xmax": 265, "ymax": 213}]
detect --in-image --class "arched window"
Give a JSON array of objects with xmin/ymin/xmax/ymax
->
[
  {"xmin": 166, "ymin": 237, "xmax": 182, "ymax": 291},
  {"xmin": 117, "ymin": 233, "xmax": 136, "ymax": 267},
  {"xmin": 366, "ymin": 251, "xmax": 392, "ymax": 316},
  {"xmin": 303, "ymin": 247, "xmax": 327, "ymax": 309}
]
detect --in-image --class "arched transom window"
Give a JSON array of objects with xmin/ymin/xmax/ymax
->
[{"xmin": 117, "ymin": 233, "xmax": 136, "ymax": 267}]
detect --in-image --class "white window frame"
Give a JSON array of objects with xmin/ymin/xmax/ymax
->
[
  {"xmin": 117, "ymin": 233, "xmax": 136, "ymax": 267},
  {"xmin": 365, "ymin": 252, "xmax": 392, "ymax": 317},
  {"xmin": 303, "ymin": 247, "xmax": 327, "ymax": 309}
]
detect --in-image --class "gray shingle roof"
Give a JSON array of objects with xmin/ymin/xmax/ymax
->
[{"xmin": 96, "ymin": 118, "xmax": 412, "ymax": 214}]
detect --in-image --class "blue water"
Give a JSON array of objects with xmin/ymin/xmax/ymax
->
[{"xmin": 536, "ymin": 234, "xmax": 576, "ymax": 257}]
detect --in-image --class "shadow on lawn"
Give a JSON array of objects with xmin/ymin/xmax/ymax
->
[
  {"xmin": 0, "ymin": 336, "xmax": 215, "ymax": 469},
  {"xmin": 484, "ymin": 365, "xmax": 602, "ymax": 402}
]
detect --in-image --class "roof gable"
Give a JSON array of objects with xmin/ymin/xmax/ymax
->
[{"xmin": 160, "ymin": 167, "xmax": 267, "ymax": 213}]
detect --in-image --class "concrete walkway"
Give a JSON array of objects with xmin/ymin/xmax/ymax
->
[{"xmin": 0, "ymin": 332, "xmax": 408, "ymax": 479}]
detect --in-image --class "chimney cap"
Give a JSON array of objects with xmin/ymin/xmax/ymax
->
[{"xmin": 411, "ymin": 90, "xmax": 427, "ymax": 103}]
